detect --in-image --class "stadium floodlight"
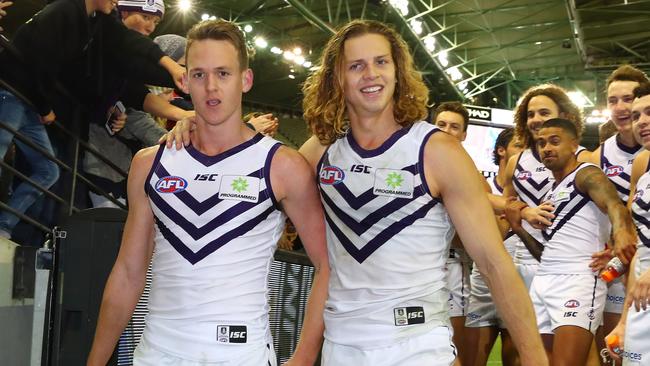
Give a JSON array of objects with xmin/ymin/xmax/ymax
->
[
  {"xmin": 438, "ymin": 50, "xmax": 449, "ymax": 67},
  {"xmin": 244, "ymin": 24, "xmax": 253, "ymax": 33},
  {"xmin": 178, "ymin": 0, "xmax": 192, "ymax": 12},
  {"xmin": 254, "ymin": 37, "xmax": 268, "ymax": 49},
  {"xmin": 409, "ymin": 19, "xmax": 423, "ymax": 35}
]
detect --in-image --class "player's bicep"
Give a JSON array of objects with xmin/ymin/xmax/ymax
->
[
  {"xmin": 115, "ymin": 149, "xmax": 157, "ymax": 281},
  {"xmin": 272, "ymin": 149, "xmax": 328, "ymax": 270},
  {"xmin": 576, "ymin": 166, "xmax": 620, "ymax": 213}
]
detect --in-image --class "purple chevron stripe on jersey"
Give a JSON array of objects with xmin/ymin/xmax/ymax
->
[
  {"xmin": 325, "ymin": 199, "xmax": 439, "ymax": 263},
  {"xmin": 321, "ymin": 185, "xmax": 429, "ymax": 236},
  {"xmin": 513, "ymin": 178, "xmax": 545, "ymax": 205},
  {"xmin": 153, "ymin": 164, "xmax": 264, "ymax": 216},
  {"xmin": 515, "ymin": 165, "xmax": 551, "ymax": 192},
  {"xmin": 185, "ymin": 134, "xmax": 264, "ymax": 167},
  {"xmin": 144, "ymin": 144, "xmax": 166, "ymax": 195},
  {"xmin": 155, "ymin": 205, "xmax": 276, "ymax": 265},
  {"xmin": 320, "ymin": 159, "xmax": 420, "ymax": 210},
  {"xmin": 633, "ymin": 210, "xmax": 650, "ymax": 228},
  {"xmin": 418, "ymin": 129, "xmax": 441, "ymax": 198},
  {"xmin": 347, "ymin": 126, "xmax": 411, "ymax": 158},
  {"xmin": 634, "ymin": 196, "xmax": 650, "ymax": 211},
  {"xmin": 149, "ymin": 188, "xmax": 271, "ymax": 240},
  {"xmin": 611, "ymin": 182, "xmax": 631, "ymax": 197},
  {"xmin": 635, "ymin": 226, "xmax": 650, "ymax": 248},
  {"xmin": 542, "ymin": 196, "xmax": 589, "ymax": 241}
]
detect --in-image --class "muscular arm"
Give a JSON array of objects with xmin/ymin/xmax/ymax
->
[
  {"xmin": 87, "ymin": 147, "xmax": 158, "ymax": 366},
  {"xmin": 425, "ymin": 133, "xmax": 547, "ymax": 365},
  {"xmin": 274, "ymin": 145, "xmax": 329, "ymax": 365},
  {"xmin": 576, "ymin": 165, "xmax": 637, "ymax": 264}
]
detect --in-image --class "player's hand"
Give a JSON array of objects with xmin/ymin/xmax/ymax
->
[
  {"xmin": 522, "ymin": 200, "xmax": 555, "ymax": 229},
  {"xmin": 249, "ymin": 113, "xmax": 279, "ymax": 137},
  {"xmin": 605, "ymin": 322, "xmax": 625, "ymax": 362},
  {"xmin": 590, "ymin": 248, "xmax": 614, "ymax": 273},
  {"xmin": 158, "ymin": 115, "xmax": 195, "ymax": 149},
  {"xmin": 0, "ymin": 2, "xmax": 12, "ymax": 32},
  {"xmin": 612, "ymin": 228, "xmax": 637, "ymax": 265},
  {"xmin": 629, "ymin": 268, "xmax": 650, "ymax": 311},
  {"xmin": 504, "ymin": 197, "xmax": 526, "ymax": 232}
]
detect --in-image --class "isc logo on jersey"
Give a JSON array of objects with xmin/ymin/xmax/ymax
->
[
  {"xmin": 155, "ymin": 176, "xmax": 188, "ymax": 193},
  {"xmin": 517, "ymin": 171, "xmax": 532, "ymax": 180},
  {"xmin": 320, "ymin": 166, "xmax": 345, "ymax": 185},
  {"xmin": 606, "ymin": 165, "xmax": 624, "ymax": 177}
]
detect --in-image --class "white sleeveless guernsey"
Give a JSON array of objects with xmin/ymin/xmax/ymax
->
[
  {"xmin": 512, "ymin": 148, "xmax": 554, "ymax": 264},
  {"xmin": 487, "ymin": 175, "xmax": 517, "ymax": 256},
  {"xmin": 142, "ymin": 135, "xmax": 285, "ymax": 361},
  {"xmin": 631, "ymin": 165, "xmax": 650, "ymax": 258},
  {"xmin": 600, "ymin": 134, "xmax": 642, "ymax": 203},
  {"xmin": 537, "ymin": 163, "xmax": 610, "ymax": 275},
  {"xmin": 318, "ymin": 122, "xmax": 455, "ymax": 349}
]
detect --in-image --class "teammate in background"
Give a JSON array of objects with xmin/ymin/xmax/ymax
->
[
  {"xmin": 432, "ymin": 101, "xmax": 473, "ymax": 365},
  {"xmin": 465, "ymin": 127, "xmax": 523, "ymax": 366},
  {"xmin": 87, "ymin": 20, "xmax": 329, "ymax": 366},
  {"xmin": 503, "ymin": 84, "xmax": 590, "ymax": 291},
  {"xmin": 607, "ymin": 82, "xmax": 650, "ymax": 365},
  {"xmin": 509, "ymin": 118, "xmax": 637, "ymax": 366},
  {"xmin": 599, "ymin": 120, "xmax": 617, "ymax": 145},
  {"xmin": 300, "ymin": 19, "xmax": 546, "ymax": 365},
  {"xmin": 588, "ymin": 66, "xmax": 649, "ymax": 360}
]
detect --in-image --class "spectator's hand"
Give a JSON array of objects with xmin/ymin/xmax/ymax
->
[
  {"xmin": 504, "ymin": 197, "xmax": 526, "ymax": 232},
  {"xmin": 0, "ymin": 2, "xmax": 12, "ymax": 32},
  {"xmin": 40, "ymin": 110, "xmax": 56, "ymax": 125},
  {"xmin": 629, "ymin": 268, "xmax": 650, "ymax": 311},
  {"xmin": 111, "ymin": 111, "xmax": 127, "ymax": 133},
  {"xmin": 590, "ymin": 248, "xmax": 614, "ymax": 273},
  {"xmin": 613, "ymin": 228, "xmax": 638, "ymax": 266},
  {"xmin": 249, "ymin": 113, "xmax": 279, "ymax": 137},
  {"xmin": 158, "ymin": 115, "xmax": 195, "ymax": 149},
  {"xmin": 159, "ymin": 56, "xmax": 186, "ymax": 91},
  {"xmin": 522, "ymin": 200, "xmax": 555, "ymax": 229},
  {"xmin": 606, "ymin": 322, "xmax": 625, "ymax": 362}
]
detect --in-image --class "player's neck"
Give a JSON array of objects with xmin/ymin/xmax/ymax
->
[
  {"xmin": 348, "ymin": 110, "xmax": 401, "ymax": 150},
  {"xmin": 495, "ymin": 161, "xmax": 508, "ymax": 188},
  {"xmin": 192, "ymin": 115, "xmax": 254, "ymax": 156},
  {"xmin": 617, "ymin": 130, "xmax": 637, "ymax": 148},
  {"xmin": 552, "ymin": 159, "xmax": 580, "ymax": 184}
]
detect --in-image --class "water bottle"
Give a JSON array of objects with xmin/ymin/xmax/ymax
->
[
  {"xmin": 601, "ymin": 257, "xmax": 627, "ymax": 282},
  {"xmin": 605, "ymin": 334, "xmax": 622, "ymax": 356}
]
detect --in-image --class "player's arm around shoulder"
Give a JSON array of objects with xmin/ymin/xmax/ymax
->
[
  {"xmin": 270, "ymin": 145, "xmax": 329, "ymax": 366},
  {"xmin": 298, "ymin": 135, "xmax": 329, "ymax": 173},
  {"xmin": 423, "ymin": 133, "xmax": 548, "ymax": 366},
  {"xmin": 576, "ymin": 164, "xmax": 637, "ymax": 264},
  {"xmin": 87, "ymin": 147, "xmax": 158, "ymax": 366}
]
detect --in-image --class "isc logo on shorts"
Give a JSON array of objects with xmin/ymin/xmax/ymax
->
[
  {"xmin": 394, "ymin": 306, "xmax": 425, "ymax": 326},
  {"xmin": 216, "ymin": 325, "xmax": 247, "ymax": 344}
]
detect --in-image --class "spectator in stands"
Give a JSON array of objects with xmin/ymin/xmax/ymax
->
[
  {"xmin": 84, "ymin": 0, "xmax": 194, "ymax": 208},
  {"xmin": 0, "ymin": 0, "xmax": 184, "ymax": 238}
]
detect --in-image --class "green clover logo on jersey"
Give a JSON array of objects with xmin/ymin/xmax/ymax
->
[
  {"xmin": 231, "ymin": 177, "xmax": 249, "ymax": 193},
  {"xmin": 385, "ymin": 172, "xmax": 403, "ymax": 189}
]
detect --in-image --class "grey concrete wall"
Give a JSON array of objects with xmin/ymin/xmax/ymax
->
[{"xmin": 0, "ymin": 304, "xmax": 34, "ymax": 366}]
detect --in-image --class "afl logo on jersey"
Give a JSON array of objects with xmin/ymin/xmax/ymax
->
[
  {"xmin": 564, "ymin": 299, "xmax": 580, "ymax": 308},
  {"xmin": 320, "ymin": 166, "xmax": 345, "ymax": 185},
  {"xmin": 634, "ymin": 189, "xmax": 644, "ymax": 201},
  {"xmin": 155, "ymin": 176, "xmax": 188, "ymax": 193},
  {"xmin": 605, "ymin": 165, "xmax": 624, "ymax": 177},
  {"xmin": 516, "ymin": 171, "xmax": 532, "ymax": 180}
]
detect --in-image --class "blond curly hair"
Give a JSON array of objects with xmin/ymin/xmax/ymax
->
[
  {"xmin": 302, "ymin": 20, "xmax": 429, "ymax": 145},
  {"xmin": 514, "ymin": 84, "xmax": 584, "ymax": 148}
]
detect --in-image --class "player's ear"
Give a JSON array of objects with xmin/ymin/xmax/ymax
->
[{"xmin": 242, "ymin": 69, "xmax": 253, "ymax": 93}]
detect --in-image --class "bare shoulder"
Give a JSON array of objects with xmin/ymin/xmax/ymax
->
[
  {"xmin": 423, "ymin": 131, "xmax": 476, "ymax": 196},
  {"xmin": 270, "ymin": 145, "xmax": 316, "ymax": 202},
  {"xmin": 131, "ymin": 145, "xmax": 160, "ymax": 177},
  {"xmin": 298, "ymin": 135, "xmax": 329, "ymax": 170},
  {"xmin": 633, "ymin": 150, "xmax": 650, "ymax": 171}
]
